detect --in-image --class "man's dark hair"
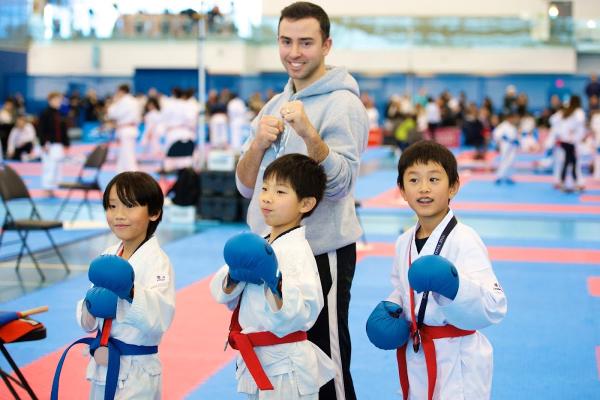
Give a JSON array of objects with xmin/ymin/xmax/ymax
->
[
  {"xmin": 263, "ymin": 153, "xmax": 326, "ymax": 218},
  {"xmin": 278, "ymin": 2, "xmax": 330, "ymax": 41},
  {"xmin": 397, "ymin": 141, "xmax": 459, "ymax": 190},
  {"xmin": 118, "ymin": 84, "xmax": 130, "ymax": 94},
  {"xmin": 103, "ymin": 172, "xmax": 164, "ymax": 237}
]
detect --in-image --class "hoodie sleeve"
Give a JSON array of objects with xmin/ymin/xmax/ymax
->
[
  {"xmin": 235, "ymin": 99, "xmax": 275, "ymax": 198},
  {"xmin": 319, "ymin": 93, "xmax": 369, "ymax": 200}
]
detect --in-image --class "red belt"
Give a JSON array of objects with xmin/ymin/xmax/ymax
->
[
  {"xmin": 228, "ymin": 301, "xmax": 306, "ymax": 390},
  {"xmin": 397, "ymin": 324, "xmax": 475, "ymax": 400}
]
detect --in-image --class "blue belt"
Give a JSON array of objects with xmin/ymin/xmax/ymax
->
[
  {"xmin": 501, "ymin": 135, "xmax": 519, "ymax": 146},
  {"xmin": 51, "ymin": 330, "xmax": 158, "ymax": 400}
]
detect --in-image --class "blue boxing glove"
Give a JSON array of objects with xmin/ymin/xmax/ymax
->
[
  {"xmin": 224, "ymin": 233, "xmax": 281, "ymax": 296},
  {"xmin": 408, "ymin": 255, "xmax": 459, "ymax": 300},
  {"xmin": 84, "ymin": 286, "xmax": 119, "ymax": 319},
  {"xmin": 366, "ymin": 301, "xmax": 410, "ymax": 350},
  {"xmin": 88, "ymin": 255, "xmax": 135, "ymax": 302}
]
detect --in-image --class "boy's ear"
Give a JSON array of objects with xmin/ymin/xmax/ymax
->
[
  {"xmin": 149, "ymin": 210, "xmax": 161, "ymax": 222},
  {"xmin": 449, "ymin": 181, "xmax": 460, "ymax": 200},
  {"xmin": 397, "ymin": 185, "xmax": 408, "ymax": 201},
  {"xmin": 299, "ymin": 197, "xmax": 317, "ymax": 214}
]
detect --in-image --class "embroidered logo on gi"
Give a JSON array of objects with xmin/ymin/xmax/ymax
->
[
  {"xmin": 156, "ymin": 275, "xmax": 167, "ymax": 282},
  {"xmin": 493, "ymin": 282, "xmax": 503, "ymax": 292}
]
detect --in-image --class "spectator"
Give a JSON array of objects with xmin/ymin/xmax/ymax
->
[
  {"xmin": 7, "ymin": 114, "xmax": 38, "ymax": 161},
  {"xmin": 585, "ymin": 73, "xmax": 600, "ymax": 108}
]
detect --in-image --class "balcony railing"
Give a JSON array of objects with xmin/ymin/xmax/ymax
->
[{"xmin": 1, "ymin": 8, "xmax": 599, "ymax": 52}]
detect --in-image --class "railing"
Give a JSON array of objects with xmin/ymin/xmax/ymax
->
[{"xmin": 1, "ymin": 10, "xmax": 600, "ymax": 51}]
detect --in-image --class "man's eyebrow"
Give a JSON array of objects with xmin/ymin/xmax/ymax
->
[{"xmin": 278, "ymin": 35, "xmax": 315, "ymax": 41}]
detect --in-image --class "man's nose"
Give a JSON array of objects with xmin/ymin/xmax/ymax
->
[{"xmin": 289, "ymin": 42, "xmax": 301, "ymax": 58}]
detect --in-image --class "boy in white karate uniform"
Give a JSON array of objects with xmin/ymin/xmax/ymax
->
[
  {"xmin": 211, "ymin": 153, "xmax": 335, "ymax": 399},
  {"xmin": 52, "ymin": 172, "xmax": 175, "ymax": 400},
  {"xmin": 493, "ymin": 111, "xmax": 520, "ymax": 184},
  {"xmin": 107, "ymin": 84, "xmax": 141, "ymax": 172},
  {"xmin": 366, "ymin": 141, "xmax": 507, "ymax": 400}
]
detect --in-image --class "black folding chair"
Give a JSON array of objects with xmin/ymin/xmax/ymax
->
[
  {"xmin": 55, "ymin": 144, "xmax": 108, "ymax": 221},
  {"xmin": 0, "ymin": 164, "xmax": 69, "ymax": 281},
  {"xmin": 159, "ymin": 140, "xmax": 195, "ymax": 174}
]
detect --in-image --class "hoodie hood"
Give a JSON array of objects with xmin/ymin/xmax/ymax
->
[{"xmin": 283, "ymin": 66, "xmax": 360, "ymax": 100}]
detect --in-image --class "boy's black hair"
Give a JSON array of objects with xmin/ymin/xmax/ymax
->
[
  {"xmin": 279, "ymin": 2, "xmax": 330, "ymax": 41},
  {"xmin": 397, "ymin": 141, "xmax": 459, "ymax": 189},
  {"xmin": 263, "ymin": 153, "xmax": 326, "ymax": 218},
  {"xmin": 103, "ymin": 172, "xmax": 164, "ymax": 237}
]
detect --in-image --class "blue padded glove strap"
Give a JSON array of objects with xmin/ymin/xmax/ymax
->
[{"xmin": 84, "ymin": 286, "xmax": 119, "ymax": 319}]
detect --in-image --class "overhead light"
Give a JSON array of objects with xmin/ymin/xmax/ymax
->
[
  {"xmin": 548, "ymin": 5, "xmax": 559, "ymax": 18},
  {"xmin": 586, "ymin": 20, "xmax": 597, "ymax": 29}
]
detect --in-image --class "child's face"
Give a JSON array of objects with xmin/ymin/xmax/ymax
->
[
  {"xmin": 399, "ymin": 161, "xmax": 458, "ymax": 224},
  {"xmin": 105, "ymin": 186, "xmax": 159, "ymax": 249},
  {"xmin": 260, "ymin": 176, "xmax": 315, "ymax": 234}
]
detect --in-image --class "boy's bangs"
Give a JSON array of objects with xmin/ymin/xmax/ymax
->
[
  {"xmin": 264, "ymin": 172, "xmax": 289, "ymax": 186},
  {"xmin": 115, "ymin": 182, "xmax": 140, "ymax": 207}
]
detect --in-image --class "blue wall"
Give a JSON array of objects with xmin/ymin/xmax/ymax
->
[
  {"xmin": 3, "ymin": 70, "xmax": 591, "ymax": 116},
  {"xmin": 0, "ymin": 49, "xmax": 27, "ymax": 102}
]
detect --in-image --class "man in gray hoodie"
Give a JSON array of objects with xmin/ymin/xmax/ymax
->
[{"xmin": 236, "ymin": 2, "xmax": 368, "ymax": 399}]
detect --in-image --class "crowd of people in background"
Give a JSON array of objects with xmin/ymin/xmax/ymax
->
[
  {"xmin": 0, "ymin": 73, "xmax": 599, "ymax": 194},
  {"xmin": 360, "ymin": 73, "xmax": 600, "ymax": 192}
]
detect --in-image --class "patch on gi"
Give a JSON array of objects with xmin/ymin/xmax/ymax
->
[
  {"xmin": 493, "ymin": 282, "xmax": 503, "ymax": 292},
  {"xmin": 156, "ymin": 274, "xmax": 170, "ymax": 284}
]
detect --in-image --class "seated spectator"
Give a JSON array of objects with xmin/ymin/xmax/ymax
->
[{"xmin": 7, "ymin": 114, "xmax": 39, "ymax": 161}]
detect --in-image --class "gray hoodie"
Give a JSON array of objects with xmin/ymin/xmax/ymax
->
[{"xmin": 237, "ymin": 66, "xmax": 369, "ymax": 255}]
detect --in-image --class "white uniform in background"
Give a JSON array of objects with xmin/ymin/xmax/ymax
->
[
  {"xmin": 591, "ymin": 111, "xmax": 600, "ymax": 180},
  {"xmin": 210, "ymin": 227, "xmax": 336, "ymax": 400},
  {"xmin": 366, "ymin": 106, "xmax": 380, "ymax": 131},
  {"xmin": 209, "ymin": 112, "xmax": 229, "ymax": 148},
  {"xmin": 227, "ymin": 96, "xmax": 249, "ymax": 151},
  {"xmin": 161, "ymin": 96, "xmax": 196, "ymax": 170},
  {"xmin": 493, "ymin": 120, "xmax": 519, "ymax": 181},
  {"xmin": 162, "ymin": 97, "xmax": 196, "ymax": 149},
  {"xmin": 548, "ymin": 111, "xmax": 564, "ymax": 183},
  {"xmin": 76, "ymin": 236, "xmax": 176, "ymax": 400},
  {"xmin": 183, "ymin": 97, "xmax": 199, "ymax": 138},
  {"xmin": 107, "ymin": 93, "xmax": 141, "ymax": 172},
  {"xmin": 141, "ymin": 109, "xmax": 164, "ymax": 157},
  {"xmin": 42, "ymin": 144, "xmax": 65, "ymax": 190},
  {"xmin": 388, "ymin": 210, "xmax": 507, "ymax": 400},
  {"xmin": 7, "ymin": 122, "xmax": 37, "ymax": 160},
  {"xmin": 518, "ymin": 115, "xmax": 538, "ymax": 152},
  {"xmin": 425, "ymin": 101, "xmax": 441, "ymax": 126}
]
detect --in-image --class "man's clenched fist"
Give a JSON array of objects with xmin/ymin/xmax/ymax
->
[{"xmin": 255, "ymin": 116, "xmax": 284, "ymax": 150}]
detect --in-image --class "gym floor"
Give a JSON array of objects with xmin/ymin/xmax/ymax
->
[{"xmin": 0, "ymin": 144, "xmax": 599, "ymax": 399}]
